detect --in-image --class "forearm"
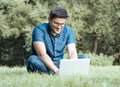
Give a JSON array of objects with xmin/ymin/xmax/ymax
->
[
  {"xmin": 33, "ymin": 42, "xmax": 59, "ymax": 73},
  {"xmin": 69, "ymin": 50, "xmax": 78, "ymax": 59},
  {"xmin": 39, "ymin": 54, "xmax": 59, "ymax": 73},
  {"xmin": 67, "ymin": 43, "xmax": 78, "ymax": 59}
]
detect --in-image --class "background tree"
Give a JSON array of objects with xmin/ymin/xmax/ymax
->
[{"xmin": 0, "ymin": 0, "xmax": 119, "ymax": 66}]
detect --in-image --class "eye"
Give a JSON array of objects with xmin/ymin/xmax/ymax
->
[{"xmin": 52, "ymin": 22, "xmax": 65, "ymax": 27}]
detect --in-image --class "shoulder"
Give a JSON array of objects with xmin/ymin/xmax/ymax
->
[
  {"xmin": 64, "ymin": 24, "xmax": 72, "ymax": 29},
  {"xmin": 34, "ymin": 22, "xmax": 49, "ymax": 31},
  {"xmin": 32, "ymin": 22, "xmax": 49, "ymax": 36},
  {"xmin": 63, "ymin": 24, "xmax": 74, "ymax": 34}
]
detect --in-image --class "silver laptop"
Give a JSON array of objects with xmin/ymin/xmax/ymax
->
[{"xmin": 59, "ymin": 58, "xmax": 90, "ymax": 75}]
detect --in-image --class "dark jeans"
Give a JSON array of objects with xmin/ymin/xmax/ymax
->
[
  {"xmin": 26, "ymin": 54, "xmax": 88, "ymax": 74},
  {"xmin": 26, "ymin": 55, "xmax": 60, "ymax": 74},
  {"xmin": 78, "ymin": 54, "xmax": 88, "ymax": 59}
]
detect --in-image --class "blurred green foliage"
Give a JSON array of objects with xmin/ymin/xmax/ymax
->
[{"xmin": 0, "ymin": 0, "xmax": 120, "ymax": 66}]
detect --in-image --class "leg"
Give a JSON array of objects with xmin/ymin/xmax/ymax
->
[
  {"xmin": 26, "ymin": 55, "xmax": 50, "ymax": 74},
  {"xmin": 78, "ymin": 54, "xmax": 88, "ymax": 59}
]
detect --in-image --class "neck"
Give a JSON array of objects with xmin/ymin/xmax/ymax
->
[{"xmin": 51, "ymin": 32, "xmax": 57, "ymax": 36}]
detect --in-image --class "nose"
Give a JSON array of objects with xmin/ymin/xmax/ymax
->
[{"xmin": 57, "ymin": 25, "xmax": 62, "ymax": 29}]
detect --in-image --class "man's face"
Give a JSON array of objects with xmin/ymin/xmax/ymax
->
[{"xmin": 49, "ymin": 17, "xmax": 66, "ymax": 35}]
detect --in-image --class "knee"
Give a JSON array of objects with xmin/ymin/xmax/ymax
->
[
  {"xmin": 78, "ymin": 54, "xmax": 88, "ymax": 59},
  {"xmin": 26, "ymin": 55, "xmax": 49, "ymax": 73},
  {"xmin": 27, "ymin": 55, "xmax": 39, "ymax": 64}
]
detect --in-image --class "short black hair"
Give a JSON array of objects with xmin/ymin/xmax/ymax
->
[{"xmin": 49, "ymin": 6, "xmax": 69, "ymax": 19}]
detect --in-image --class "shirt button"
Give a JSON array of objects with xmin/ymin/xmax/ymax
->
[{"xmin": 55, "ymin": 51, "xmax": 56, "ymax": 55}]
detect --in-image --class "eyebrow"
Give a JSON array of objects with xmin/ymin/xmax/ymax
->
[{"xmin": 53, "ymin": 22, "xmax": 65, "ymax": 25}]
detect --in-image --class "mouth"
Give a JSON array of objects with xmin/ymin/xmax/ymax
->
[
  {"xmin": 56, "ymin": 28, "xmax": 60, "ymax": 31},
  {"xmin": 55, "ymin": 28, "xmax": 62, "ymax": 32}
]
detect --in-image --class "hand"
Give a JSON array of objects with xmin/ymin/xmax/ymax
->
[{"xmin": 55, "ymin": 69, "xmax": 59, "ymax": 74}]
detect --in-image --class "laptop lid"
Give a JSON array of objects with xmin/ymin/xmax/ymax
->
[{"xmin": 59, "ymin": 58, "xmax": 90, "ymax": 75}]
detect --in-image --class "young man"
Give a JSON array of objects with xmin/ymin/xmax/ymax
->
[{"xmin": 26, "ymin": 6, "xmax": 78, "ymax": 74}]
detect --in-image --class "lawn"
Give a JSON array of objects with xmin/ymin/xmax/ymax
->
[{"xmin": 0, "ymin": 66, "xmax": 120, "ymax": 87}]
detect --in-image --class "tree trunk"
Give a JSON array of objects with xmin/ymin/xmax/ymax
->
[{"xmin": 92, "ymin": 32, "xmax": 98, "ymax": 54}]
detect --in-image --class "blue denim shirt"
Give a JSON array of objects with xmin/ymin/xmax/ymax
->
[{"xmin": 31, "ymin": 22, "xmax": 75, "ymax": 60}]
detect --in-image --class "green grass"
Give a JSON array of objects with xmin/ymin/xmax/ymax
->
[{"xmin": 0, "ymin": 66, "xmax": 120, "ymax": 87}]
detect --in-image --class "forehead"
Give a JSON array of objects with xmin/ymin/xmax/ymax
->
[{"xmin": 51, "ymin": 17, "xmax": 66, "ymax": 23}]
